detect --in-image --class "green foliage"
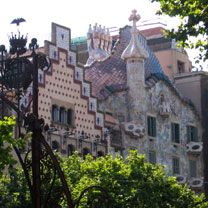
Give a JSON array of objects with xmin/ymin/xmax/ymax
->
[
  {"xmin": 0, "ymin": 168, "xmax": 32, "ymax": 207},
  {"xmin": 0, "ymin": 117, "xmax": 31, "ymax": 207},
  {"xmin": 0, "ymin": 117, "xmax": 19, "ymax": 175},
  {"xmin": 151, "ymin": 0, "xmax": 208, "ymax": 64},
  {"xmin": 0, "ymin": 137, "xmax": 207, "ymax": 207},
  {"xmin": 60, "ymin": 151, "xmax": 208, "ymax": 208}
]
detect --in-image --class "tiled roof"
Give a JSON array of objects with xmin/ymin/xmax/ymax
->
[
  {"xmin": 140, "ymin": 27, "xmax": 164, "ymax": 38},
  {"xmin": 85, "ymin": 26, "xmax": 164, "ymax": 99}
]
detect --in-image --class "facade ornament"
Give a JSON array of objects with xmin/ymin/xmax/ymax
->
[
  {"xmin": 85, "ymin": 23, "xmax": 111, "ymax": 67},
  {"xmin": 158, "ymin": 94, "xmax": 171, "ymax": 117},
  {"xmin": 121, "ymin": 9, "xmax": 148, "ymax": 60}
]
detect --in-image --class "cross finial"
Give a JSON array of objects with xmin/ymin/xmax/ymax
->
[{"xmin": 129, "ymin": 10, "xmax": 140, "ymax": 33}]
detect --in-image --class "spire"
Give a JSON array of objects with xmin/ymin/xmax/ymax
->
[
  {"xmin": 85, "ymin": 23, "xmax": 111, "ymax": 67},
  {"xmin": 121, "ymin": 9, "xmax": 148, "ymax": 60},
  {"xmin": 87, "ymin": 24, "xmax": 93, "ymax": 39}
]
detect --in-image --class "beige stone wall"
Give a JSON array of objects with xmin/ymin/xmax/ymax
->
[
  {"xmin": 175, "ymin": 73, "xmax": 202, "ymax": 115},
  {"xmin": 34, "ymin": 23, "xmax": 107, "ymax": 157},
  {"xmin": 155, "ymin": 49, "xmax": 192, "ymax": 80},
  {"xmin": 38, "ymin": 51, "xmax": 102, "ymax": 139}
]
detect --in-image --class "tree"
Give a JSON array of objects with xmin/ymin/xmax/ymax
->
[
  {"xmin": 0, "ymin": 117, "xmax": 18, "ymax": 175},
  {"xmin": 0, "ymin": 117, "xmax": 31, "ymax": 207},
  {"xmin": 151, "ymin": 0, "xmax": 208, "ymax": 65},
  {"xmin": 0, "ymin": 139, "xmax": 208, "ymax": 207},
  {"xmin": 61, "ymin": 151, "xmax": 207, "ymax": 208}
]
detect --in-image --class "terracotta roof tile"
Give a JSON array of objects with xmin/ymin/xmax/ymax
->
[{"xmin": 85, "ymin": 26, "xmax": 164, "ymax": 99}]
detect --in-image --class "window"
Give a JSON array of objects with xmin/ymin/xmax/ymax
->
[
  {"xmin": 177, "ymin": 61, "xmax": 185, "ymax": 73},
  {"xmin": 59, "ymin": 107, "xmax": 65, "ymax": 123},
  {"xmin": 189, "ymin": 160, "xmax": 197, "ymax": 178},
  {"xmin": 147, "ymin": 116, "xmax": 156, "ymax": 137},
  {"xmin": 172, "ymin": 157, "xmax": 180, "ymax": 174},
  {"xmin": 83, "ymin": 147, "xmax": 91, "ymax": 158},
  {"xmin": 149, "ymin": 151, "xmax": 156, "ymax": 164},
  {"xmin": 52, "ymin": 105, "xmax": 73, "ymax": 126},
  {"xmin": 52, "ymin": 105, "xmax": 59, "ymax": 122},
  {"xmin": 67, "ymin": 109, "xmax": 73, "ymax": 126},
  {"xmin": 187, "ymin": 126, "xmax": 198, "ymax": 142},
  {"xmin": 171, "ymin": 123, "xmax": 180, "ymax": 143},
  {"xmin": 67, "ymin": 144, "xmax": 75, "ymax": 156},
  {"xmin": 52, "ymin": 141, "xmax": 59, "ymax": 151}
]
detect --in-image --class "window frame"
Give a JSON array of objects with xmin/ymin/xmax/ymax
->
[
  {"xmin": 52, "ymin": 104, "xmax": 74, "ymax": 127},
  {"xmin": 172, "ymin": 157, "xmax": 180, "ymax": 175},
  {"xmin": 147, "ymin": 116, "xmax": 156, "ymax": 137},
  {"xmin": 171, "ymin": 122, "xmax": 180, "ymax": 144},
  {"xmin": 52, "ymin": 105, "xmax": 59, "ymax": 123},
  {"xmin": 177, "ymin": 60, "xmax": 185, "ymax": 74},
  {"xmin": 187, "ymin": 125, "xmax": 198, "ymax": 142}
]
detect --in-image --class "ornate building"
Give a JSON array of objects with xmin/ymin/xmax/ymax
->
[
  {"xmin": 84, "ymin": 10, "xmax": 203, "ymax": 189},
  {"xmin": 19, "ymin": 23, "xmax": 109, "ymax": 158},
  {"xmin": 17, "ymin": 10, "xmax": 203, "ymax": 190}
]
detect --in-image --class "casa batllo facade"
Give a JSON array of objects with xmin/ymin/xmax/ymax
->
[
  {"xmin": 19, "ymin": 10, "xmax": 203, "ymax": 190},
  {"xmin": 84, "ymin": 10, "xmax": 203, "ymax": 190}
]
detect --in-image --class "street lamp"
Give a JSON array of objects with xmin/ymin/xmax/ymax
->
[{"xmin": 0, "ymin": 19, "xmax": 73, "ymax": 208}]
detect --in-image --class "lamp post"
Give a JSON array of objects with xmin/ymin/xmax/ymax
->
[
  {"xmin": 0, "ymin": 19, "xmax": 112, "ymax": 208},
  {"xmin": 0, "ymin": 19, "xmax": 73, "ymax": 208}
]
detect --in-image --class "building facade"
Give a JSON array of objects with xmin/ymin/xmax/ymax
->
[
  {"xmin": 19, "ymin": 23, "xmax": 108, "ymax": 158},
  {"xmin": 84, "ymin": 10, "xmax": 203, "ymax": 188},
  {"xmin": 16, "ymin": 11, "xmax": 204, "ymax": 190}
]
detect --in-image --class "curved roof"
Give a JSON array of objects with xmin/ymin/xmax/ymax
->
[{"xmin": 85, "ymin": 25, "xmax": 164, "ymax": 99}]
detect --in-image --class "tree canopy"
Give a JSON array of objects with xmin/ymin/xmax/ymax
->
[
  {"xmin": 0, "ymin": 117, "xmax": 208, "ymax": 207},
  {"xmin": 0, "ymin": 117, "xmax": 18, "ymax": 175},
  {"xmin": 151, "ymin": 0, "xmax": 208, "ymax": 65},
  {"xmin": 1, "ymin": 150, "xmax": 208, "ymax": 207}
]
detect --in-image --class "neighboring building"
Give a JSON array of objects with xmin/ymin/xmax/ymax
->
[
  {"xmin": 20, "ymin": 23, "xmax": 108, "ymax": 158},
  {"xmin": 175, "ymin": 71, "xmax": 208, "ymax": 191},
  {"xmin": 141, "ymin": 27, "xmax": 192, "ymax": 80},
  {"xmin": 84, "ymin": 10, "xmax": 203, "ymax": 188}
]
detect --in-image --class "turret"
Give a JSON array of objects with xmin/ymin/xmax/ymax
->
[
  {"xmin": 121, "ymin": 9, "xmax": 148, "ymax": 86},
  {"xmin": 121, "ymin": 10, "xmax": 149, "ymax": 121}
]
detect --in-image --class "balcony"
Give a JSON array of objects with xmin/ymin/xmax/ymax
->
[
  {"xmin": 186, "ymin": 142, "xmax": 202, "ymax": 155},
  {"xmin": 189, "ymin": 178, "xmax": 203, "ymax": 189},
  {"xmin": 124, "ymin": 122, "xmax": 145, "ymax": 138},
  {"xmin": 175, "ymin": 175, "xmax": 186, "ymax": 184}
]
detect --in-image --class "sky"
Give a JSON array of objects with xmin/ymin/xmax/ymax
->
[{"xmin": 0, "ymin": 0, "xmax": 206, "ymax": 70}]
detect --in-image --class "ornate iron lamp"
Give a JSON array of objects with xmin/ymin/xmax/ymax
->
[
  {"xmin": 0, "ymin": 19, "xmax": 74, "ymax": 208},
  {"xmin": 0, "ymin": 19, "xmax": 112, "ymax": 208}
]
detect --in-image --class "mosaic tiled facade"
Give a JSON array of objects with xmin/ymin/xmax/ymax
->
[
  {"xmin": 26, "ymin": 12, "xmax": 203, "ymax": 189},
  {"xmin": 85, "ymin": 10, "xmax": 203, "ymax": 189}
]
